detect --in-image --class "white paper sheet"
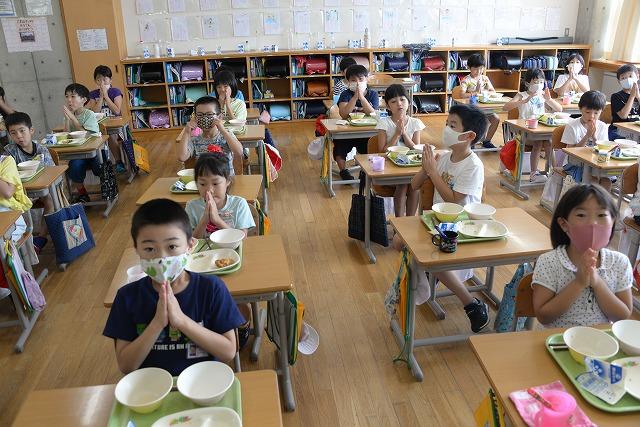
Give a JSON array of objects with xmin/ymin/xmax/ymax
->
[
  {"xmin": 324, "ymin": 0, "xmax": 339, "ymax": 5},
  {"xmin": 233, "ymin": 12, "xmax": 250, "ymax": 37},
  {"xmin": 263, "ymin": 0, "xmax": 278, "ymax": 7},
  {"xmin": 382, "ymin": 8, "xmax": 398, "ymax": 31},
  {"xmin": 139, "ymin": 19, "xmax": 157, "ymax": 42},
  {"xmin": 520, "ymin": 7, "xmax": 546, "ymax": 32},
  {"xmin": 294, "ymin": 0, "xmax": 310, "ymax": 6},
  {"xmin": 494, "ymin": 6, "xmax": 520, "ymax": 31},
  {"xmin": 440, "ymin": 6, "xmax": 466, "ymax": 30},
  {"xmin": 135, "ymin": 0, "xmax": 154, "ymax": 14},
  {"xmin": 468, "ymin": 7, "xmax": 494, "ymax": 31},
  {"xmin": 199, "ymin": 0, "xmax": 217, "ymax": 10},
  {"xmin": 168, "ymin": 0, "xmax": 186, "ymax": 13},
  {"xmin": 201, "ymin": 15, "xmax": 219, "ymax": 38},
  {"xmin": 411, "ymin": 0, "xmax": 438, "ymax": 6},
  {"xmin": 294, "ymin": 10, "xmax": 310, "ymax": 33},
  {"xmin": 170, "ymin": 16, "xmax": 189, "ymax": 41},
  {"xmin": 264, "ymin": 12, "xmax": 281, "ymax": 35},
  {"xmin": 545, "ymin": 7, "xmax": 561, "ymax": 31},
  {"xmin": 441, "ymin": 0, "xmax": 467, "ymax": 7},
  {"xmin": 232, "ymin": 0, "xmax": 248, "ymax": 8},
  {"xmin": 25, "ymin": 0, "xmax": 52, "ymax": 16},
  {"xmin": 77, "ymin": 28, "xmax": 108, "ymax": 51},
  {"xmin": 0, "ymin": 0, "xmax": 15, "ymax": 16},
  {"xmin": 412, "ymin": 7, "xmax": 438, "ymax": 31},
  {"xmin": 324, "ymin": 9, "xmax": 340, "ymax": 33},
  {"xmin": 353, "ymin": 10, "xmax": 369, "ymax": 33},
  {"xmin": 1, "ymin": 17, "xmax": 51, "ymax": 52}
]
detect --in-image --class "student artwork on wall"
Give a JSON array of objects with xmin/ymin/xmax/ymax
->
[
  {"xmin": 353, "ymin": 10, "xmax": 368, "ymax": 33},
  {"xmin": 139, "ymin": 19, "xmax": 157, "ymax": 42},
  {"xmin": 171, "ymin": 17, "xmax": 189, "ymax": 41},
  {"xmin": 324, "ymin": 9, "xmax": 340, "ymax": 33},
  {"xmin": 294, "ymin": 10, "xmax": 310, "ymax": 34},
  {"xmin": 264, "ymin": 12, "xmax": 281, "ymax": 35},
  {"xmin": 200, "ymin": 0, "xmax": 217, "ymax": 10},
  {"xmin": 232, "ymin": 0, "xmax": 249, "ymax": 8},
  {"xmin": 202, "ymin": 16, "xmax": 220, "ymax": 38},
  {"xmin": 136, "ymin": 0, "xmax": 154, "ymax": 15},
  {"xmin": 168, "ymin": 0, "xmax": 186, "ymax": 13},
  {"xmin": 25, "ymin": 0, "xmax": 52, "ymax": 16},
  {"xmin": 233, "ymin": 12, "xmax": 250, "ymax": 37}
]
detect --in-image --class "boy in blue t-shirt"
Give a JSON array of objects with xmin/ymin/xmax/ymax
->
[
  {"xmin": 103, "ymin": 199, "xmax": 244, "ymax": 375},
  {"xmin": 336, "ymin": 64, "xmax": 379, "ymax": 180}
]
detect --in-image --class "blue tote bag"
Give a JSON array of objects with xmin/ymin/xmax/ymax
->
[{"xmin": 44, "ymin": 202, "xmax": 95, "ymax": 264}]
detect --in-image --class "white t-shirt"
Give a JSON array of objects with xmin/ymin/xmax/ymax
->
[
  {"xmin": 432, "ymin": 151, "xmax": 484, "ymax": 206},
  {"xmin": 375, "ymin": 116, "xmax": 425, "ymax": 147},
  {"xmin": 553, "ymin": 74, "xmax": 590, "ymax": 92},
  {"xmin": 516, "ymin": 91, "xmax": 546, "ymax": 119},
  {"xmin": 532, "ymin": 246, "xmax": 632, "ymax": 328},
  {"xmin": 561, "ymin": 117, "xmax": 609, "ymax": 146}
]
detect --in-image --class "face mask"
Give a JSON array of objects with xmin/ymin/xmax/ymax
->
[
  {"xmin": 565, "ymin": 223, "xmax": 611, "ymax": 252},
  {"xmin": 569, "ymin": 62, "xmax": 583, "ymax": 73},
  {"xmin": 620, "ymin": 77, "xmax": 637, "ymax": 90},
  {"xmin": 358, "ymin": 81, "xmax": 367, "ymax": 91},
  {"xmin": 140, "ymin": 253, "xmax": 189, "ymax": 284},
  {"xmin": 348, "ymin": 82, "xmax": 358, "ymax": 91},
  {"xmin": 196, "ymin": 115, "xmax": 216, "ymax": 130},
  {"xmin": 528, "ymin": 83, "xmax": 543, "ymax": 94},
  {"xmin": 442, "ymin": 126, "xmax": 468, "ymax": 148}
]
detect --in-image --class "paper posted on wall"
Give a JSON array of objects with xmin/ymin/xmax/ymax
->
[
  {"xmin": 77, "ymin": 28, "xmax": 108, "ymax": 52},
  {"xmin": 1, "ymin": 17, "xmax": 51, "ymax": 52}
]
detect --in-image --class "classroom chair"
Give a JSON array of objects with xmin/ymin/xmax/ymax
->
[
  {"xmin": 48, "ymin": 148, "xmax": 59, "ymax": 166},
  {"xmin": 544, "ymin": 126, "xmax": 568, "ymax": 211},
  {"xmin": 366, "ymin": 137, "xmax": 395, "ymax": 198},
  {"xmin": 514, "ymin": 272, "xmax": 536, "ymax": 331},
  {"xmin": 600, "ymin": 103, "xmax": 612, "ymax": 126},
  {"xmin": 451, "ymin": 86, "xmax": 463, "ymax": 100}
]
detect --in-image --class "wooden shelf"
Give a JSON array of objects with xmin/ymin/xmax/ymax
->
[
  {"xmin": 167, "ymin": 80, "xmax": 208, "ymax": 85},
  {"xmin": 252, "ymin": 98, "xmax": 290, "ymax": 103},
  {"xmin": 291, "ymin": 74, "xmax": 332, "ymax": 78},
  {"xmin": 292, "ymin": 97, "xmax": 331, "ymax": 101},
  {"xmin": 251, "ymin": 76, "xmax": 290, "ymax": 80},
  {"xmin": 125, "ymin": 82, "xmax": 165, "ymax": 88},
  {"xmin": 169, "ymin": 103, "xmax": 195, "ymax": 108},
  {"xmin": 130, "ymin": 105, "xmax": 168, "ymax": 110},
  {"xmin": 411, "ymin": 70, "xmax": 448, "ymax": 74},
  {"xmin": 415, "ymin": 92, "xmax": 446, "ymax": 96}
]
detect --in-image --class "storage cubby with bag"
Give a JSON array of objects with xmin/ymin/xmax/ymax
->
[
  {"xmin": 420, "ymin": 75, "xmax": 445, "ymax": 93},
  {"xmin": 383, "ymin": 54, "xmax": 409, "ymax": 72},
  {"xmin": 264, "ymin": 57, "xmax": 289, "ymax": 77}
]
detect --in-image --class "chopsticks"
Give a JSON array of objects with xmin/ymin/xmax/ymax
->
[{"xmin": 548, "ymin": 343, "xmax": 569, "ymax": 351}]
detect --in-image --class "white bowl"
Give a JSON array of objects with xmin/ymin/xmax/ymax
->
[
  {"xmin": 210, "ymin": 228, "xmax": 245, "ymax": 249},
  {"xmin": 614, "ymin": 139, "xmax": 638, "ymax": 148},
  {"xmin": 490, "ymin": 92, "xmax": 503, "ymax": 98},
  {"xmin": 114, "ymin": 367, "xmax": 173, "ymax": 414},
  {"xmin": 387, "ymin": 146, "xmax": 411, "ymax": 154},
  {"xmin": 431, "ymin": 202, "xmax": 464, "ymax": 223},
  {"xmin": 563, "ymin": 326, "xmax": 619, "ymax": 365},
  {"xmin": 349, "ymin": 112, "xmax": 365, "ymax": 120},
  {"xmin": 17, "ymin": 160, "xmax": 40, "ymax": 171},
  {"xmin": 464, "ymin": 203, "xmax": 496, "ymax": 220},
  {"xmin": 126, "ymin": 265, "xmax": 147, "ymax": 283},
  {"xmin": 554, "ymin": 112, "xmax": 571, "ymax": 120},
  {"xmin": 177, "ymin": 361, "xmax": 235, "ymax": 406},
  {"xmin": 177, "ymin": 168, "xmax": 195, "ymax": 183},
  {"xmin": 53, "ymin": 132, "xmax": 68, "ymax": 142},
  {"xmin": 228, "ymin": 119, "xmax": 246, "ymax": 126},
  {"xmin": 68, "ymin": 130, "xmax": 88, "ymax": 139},
  {"xmin": 612, "ymin": 320, "xmax": 640, "ymax": 356},
  {"xmin": 596, "ymin": 140, "xmax": 616, "ymax": 151}
]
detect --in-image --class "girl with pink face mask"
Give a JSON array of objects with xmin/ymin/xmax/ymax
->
[{"xmin": 532, "ymin": 184, "xmax": 633, "ymax": 328}]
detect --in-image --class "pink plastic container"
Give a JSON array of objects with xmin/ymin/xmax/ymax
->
[
  {"xmin": 526, "ymin": 118, "xmax": 538, "ymax": 129},
  {"xmin": 369, "ymin": 155, "xmax": 385, "ymax": 172},
  {"xmin": 534, "ymin": 390, "xmax": 577, "ymax": 427}
]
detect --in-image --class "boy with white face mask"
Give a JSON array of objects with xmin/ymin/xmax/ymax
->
[
  {"xmin": 103, "ymin": 199, "xmax": 244, "ymax": 375},
  {"xmin": 553, "ymin": 53, "xmax": 590, "ymax": 97},
  {"xmin": 610, "ymin": 64, "xmax": 640, "ymax": 140}
]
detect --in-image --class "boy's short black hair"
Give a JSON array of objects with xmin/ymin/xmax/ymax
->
[
  {"xmin": 550, "ymin": 184, "xmax": 617, "ymax": 248},
  {"xmin": 131, "ymin": 199, "xmax": 192, "ymax": 245},
  {"xmin": 467, "ymin": 53, "xmax": 486, "ymax": 68},
  {"xmin": 213, "ymin": 70, "xmax": 238, "ymax": 98},
  {"xmin": 5, "ymin": 112, "xmax": 32, "ymax": 129},
  {"xmin": 339, "ymin": 57, "xmax": 357, "ymax": 72},
  {"xmin": 0, "ymin": 86, "xmax": 5, "ymax": 99},
  {"xmin": 578, "ymin": 90, "xmax": 606, "ymax": 110},
  {"xmin": 524, "ymin": 68, "xmax": 546, "ymax": 82},
  {"xmin": 93, "ymin": 65, "xmax": 112, "ymax": 79},
  {"xmin": 384, "ymin": 84, "xmax": 408, "ymax": 103},
  {"xmin": 65, "ymin": 83, "xmax": 90, "ymax": 100},
  {"xmin": 193, "ymin": 96, "xmax": 221, "ymax": 113},
  {"xmin": 448, "ymin": 104, "xmax": 488, "ymax": 144},
  {"xmin": 566, "ymin": 53, "xmax": 585, "ymax": 73},
  {"xmin": 195, "ymin": 152, "xmax": 231, "ymax": 180},
  {"xmin": 617, "ymin": 63, "xmax": 639, "ymax": 80},
  {"xmin": 345, "ymin": 64, "xmax": 368, "ymax": 80}
]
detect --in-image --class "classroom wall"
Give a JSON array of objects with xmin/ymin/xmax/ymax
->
[
  {"xmin": 121, "ymin": 0, "xmax": 580, "ymax": 58},
  {"xmin": 0, "ymin": 0, "xmax": 73, "ymax": 138}
]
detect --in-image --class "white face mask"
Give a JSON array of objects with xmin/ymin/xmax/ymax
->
[
  {"xmin": 528, "ymin": 82, "xmax": 543, "ymax": 94},
  {"xmin": 442, "ymin": 126, "xmax": 468, "ymax": 148},
  {"xmin": 621, "ymin": 77, "xmax": 637, "ymax": 90},
  {"xmin": 140, "ymin": 253, "xmax": 189, "ymax": 284},
  {"xmin": 569, "ymin": 62, "xmax": 583, "ymax": 73}
]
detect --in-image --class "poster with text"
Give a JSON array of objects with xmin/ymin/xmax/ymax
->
[{"xmin": 2, "ymin": 17, "xmax": 51, "ymax": 52}]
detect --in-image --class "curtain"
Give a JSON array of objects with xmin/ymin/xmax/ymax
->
[{"xmin": 609, "ymin": 0, "xmax": 640, "ymax": 62}]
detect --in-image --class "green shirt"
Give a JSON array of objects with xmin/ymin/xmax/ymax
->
[
  {"xmin": 69, "ymin": 108, "xmax": 99, "ymax": 133},
  {"xmin": 221, "ymin": 98, "xmax": 247, "ymax": 121}
]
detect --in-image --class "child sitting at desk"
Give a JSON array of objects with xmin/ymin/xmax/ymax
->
[
  {"xmin": 212, "ymin": 70, "xmax": 247, "ymax": 121},
  {"xmin": 333, "ymin": 57, "xmax": 357, "ymax": 101},
  {"xmin": 532, "ymin": 184, "xmax": 632, "ymax": 328},
  {"xmin": 0, "ymin": 154, "xmax": 32, "ymax": 242},
  {"xmin": 177, "ymin": 96, "xmax": 242, "ymax": 174},
  {"xmin": 103, "ymin": 198, "xmax": 245, "ymax": 375},
  {"xmin": 554, "ymin": 53, "xmax": 590, "ymax": 97},
  {"xmin": 503, "ymin": 69, "xmax": 563, "ymax": 184},
  {"xmin": 376, "ymin": 84, "xmax": 424, "ymax": 216},
  {"xmin": 336, "ymin": 64, "xmax": 379, "ymax": 181},
  {"xmin": 63, "ymin": 83, "xmax": 100, "ymax": 203},
  {"xmin": 609, "ymin": 64, "xmax": 640, "ymax": 141},
  {"xmin": 409, "ymin": 104, "xmax": 490, "ymax": 333},
  {"xmin": 459, "ymin": 53, "xmax": 499, "ymax": 149},
  {"xmin": 87, "ymin": 65, "xmax": 126, "ymax": 174}
]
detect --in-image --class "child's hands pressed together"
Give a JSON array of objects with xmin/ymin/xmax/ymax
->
[
  {"xmin": 575, "ymin": 248, "xmax": 598, "ymax": 287},
  {"xmin": 152, "ymin": 282, "xmax": 169, "ymax": 330},
  {"xmin": 543, "ymin": 88, "xmax": 552, "ymax": 101},
  {"xmin": 166, "ymin": 282, "xmax": 187, "ymax": 330},
  {"xmin": 586, "ymin": 120, "xmax": 597, "ymax": 138},
  {"xmin": 421, "ymin": 144, "xmax": 438, "ymax": 176},
  {"xmin": 205, "ymin": 190, "xmax": 220, "ymax": 223},
  {"xmin": 63, "ymin": 105, "xmax": 75, "ymax": 120}
]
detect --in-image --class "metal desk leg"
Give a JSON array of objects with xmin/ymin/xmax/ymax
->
[
  {"xmin": 363, "ymin": 174, "xmax": 376, "ymax": 263},
  {"xmin": 326, "ymin": 137, "xmax": 336, "ymax": 198},
  {"xmin": 426, "ymin": 271, "xmax": 446, "ymax": 320},
  {"xmin": 582, "ymin": 165, "xmax": 593, "ymax": 184},
  {"xmin": 249, "ymin": 301, "xmax": 264, "ymax": 361},
  {"xmin": 276, "ymin": 291, "xmax": 295, "ymax": 411},
  {"xmin": 258, "ymin": 139, "xmax": 268, "ymax": 214},
  {"xmin": 49, "ymin": 183, "xmax": 61, "ymax": 211}
]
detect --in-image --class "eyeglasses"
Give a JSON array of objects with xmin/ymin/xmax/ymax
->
[{"xmin": 195, "ymin": 113, "xmax": 218, "ymax": 118}]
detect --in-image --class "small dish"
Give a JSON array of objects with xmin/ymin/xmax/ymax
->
[
  {"xmin": 456, "ymin": 219, "xmax": 508, "ymax": 239},
  {"xmin": 177, "ymin": 168, "xmax": 195, "ymax": 183},
  {"xmin": 151, "ymin": 407, "xmax": 241, "ymax": 427},
  {"xmin": 349, "ymin": 112, "xmax": 365, "ymax": 120},
  {"xmin": 387, "ymin": 146, "xmax": 410, "ymax": 154},
  {"xmin": 612, "ymin": 319, "xmax": 640, "ymax": 356},
  {"xmin": 614, "ymin": 139, "xmax": 638, "ymax": 148},
  {"xmin": 185, "ymin": 181, "xmax": 197, "ymax": 191},
  {"xmin": 210, "ymin": 228, "xmax": 245, "ymax": 249},
  {"xmin": 431, "ymin": 202, "xmax": 464, "ymax": 222},
  {"xmin": 463, "ymin": 203, "xmax": 496, "ymax": 220},
  {"xmin": 563, "ymin": 326, "xmax": 619, "ymax": 365},
  {"xmin": 612, "ymin": 357, "xmax": 640, "ymax": 401},
  {"xmin": 17, "ymin": 160, "xmax": 40, "ymax": 171},
  {"xmin": 187, "ymin": 248, "xmax": 240, "ymax": 273}
]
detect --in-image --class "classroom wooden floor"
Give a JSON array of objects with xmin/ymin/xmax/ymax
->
[{"xmin": 0, "ymin": 118, "xmax": 558, "ymax": 427}]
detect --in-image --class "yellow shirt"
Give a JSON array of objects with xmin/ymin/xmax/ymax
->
[
  {"xmin": 461, "ymin": 75, "xmax": 492, "ymax": 93},
  {"xmin": 0, "ymin": 155, "xmax": 32, "ymax": 212}
]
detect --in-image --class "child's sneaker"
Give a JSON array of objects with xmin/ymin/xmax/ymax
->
[
  {"xmin": 33, "ymin": 236, "xmax": 48, "ymax": 254},
  {"xmin": 482, "ymin": 140, "xmax": 496, "ymax": 149},
  {"xmin": 114, "ymin": 162, "xmax": 126, "ymax": 174},
  {"xmin": 339, "ymin": 169, "xmax": 355, "ymax": 181},
  {"xmin": 529, "ymin": 171, "xmax": 548, "ymax": 184},
  {"xmin": 72, "ymin": 193, "xmax": 91, "ymax": 204},
  {"xmin": 238, "ymin": 324, "xmax": 250, "ymax": 350},
  {"xmin": 464, "ymin": 298, "xmax": 489, "ymax": 333},
  {"xmin": 0, "ymin": 288, "xmax": 10, "ymax": 300}
]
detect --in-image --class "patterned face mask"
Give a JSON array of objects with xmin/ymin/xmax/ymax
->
[
  {"xmin": 140, "ymin": 253, "xmax": 189, "ymax": 284},
  {"xmin": 196, "ymin": 114, "xmax": 217, "ymax": 130}
]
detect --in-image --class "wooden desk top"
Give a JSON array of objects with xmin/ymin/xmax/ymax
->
[
  {"xmin": 321, "ymin": 118, "xmax": 378, "ymax": 134},
  {"xmin": 469, "ymin": 329, "xmax": 640, "ymax": 427},
  {"xmin": 47, "ymin": 135, "xmax": 108, "ymax": 154},
  {"xmin": 0, "ymin": 210, "xmax": 21, "ymax": 236},
  {"xmin": 562, "ymin": 146, "xmax": 637, "ymax": 170},
  {"xmin": 22, "ymin": 165, "xmax": 68, "ymax": 191},
  {"xmin": 247, "ymin": 107, "xmax": 260, "ymax": 120},
  {"xmin": 355, "ymin": 151, "xmax": 447, "ymax": 178},
  {"xmin": 390, "ymin": 207, "xmax": 552, "ymax": 267},
  {"xmin": 615, "ymin": 121, "xmax": 640, "ymax": 136},
  {"xmin": 624, "ymin": 216, "xmax": 640, "ymax": 233},
  {"xmin": 11, "ymin": 370, "xmax": 282, "ymax": 427},
  {"xmin": 104, "ymin": 234, "xmax": 292, "ymax": 306},
  {"xmin": 135, "ymin": 176, "xmax": 263, "ymax": 206},
  {"xmin": 236, "ymin": 125, "xmax": 265, "ymax": 142},
  {"xmin": 102, "ymin": 117, "xmax": 128, "ymax": 129},
  {"xmin": 505, "ymin": 119, "xmax": 557, "ymax": 134}
]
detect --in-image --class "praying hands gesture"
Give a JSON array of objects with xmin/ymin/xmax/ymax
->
[
  {"xmin": 575, "ymin": 248, "xmax": 598, "ymax": 288},
  {"xmin": 152, "ymin": 282, "xmax": 188, "ymax": 330},
  {"xmin": 421, "ymin": 143, "xmax": 438, "ymax": 177}
]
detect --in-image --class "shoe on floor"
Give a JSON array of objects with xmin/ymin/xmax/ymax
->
[
  {"xmin": 114, "ymin": 162, "xmax": 126, "ymax": 174},
  {"xmin": 33, "ymin": 236, "xmax": 48, "ymax": 254},
  {"xmin": 464, "ymin": 298, "xmax": 489, "ymax": 333},
  {"xmin": 72, "ymin": 193, "xmax": 91, "ymax": 204},
  {"xmin": 529, "ymin": 171, "xmax": 548, "ymax": 184},
  {"xmin": 482, "ymin": 140, "xmax": 496, "ymax": 149},
  {"xmin": 238, "ymin": 324, "xmax": 251, "ymax": 350},
  {"xmin": 339, "ymin": 169, "xmax": 355, "ymax": 181},
  {"xmin": 0, "ymin": 287, "xmax": 10, "ymax": 300}
]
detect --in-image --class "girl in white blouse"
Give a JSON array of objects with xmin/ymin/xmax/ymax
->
[{"xmin": 554, "ymin": 53, "xmax": 590, "ymax": 96}]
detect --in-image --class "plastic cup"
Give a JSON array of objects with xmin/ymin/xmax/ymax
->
[
  {"xmin": 526, "ymin": 118, "xmax": 538, "ymax": 129},
  {"xmin": 370, "ymin": 155, "xmax": 385, "ymax": 172},
  {"xmin": 534, "ymin": 390, "xmax": 576, "ymax": 427}
]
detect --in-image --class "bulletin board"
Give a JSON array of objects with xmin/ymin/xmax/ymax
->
[{"xmin": 122, "ymin": 0, "xmax": 580, "ymax": 57}]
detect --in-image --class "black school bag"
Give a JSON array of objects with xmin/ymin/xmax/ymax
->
[{"xmin": 99, "ymin": 149, "xmax": 119, "ymax": 201}]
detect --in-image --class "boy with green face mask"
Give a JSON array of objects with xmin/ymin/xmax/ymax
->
[{"xmin": 176, "ymin": 96, "xmax": 243, "ymax": 174}]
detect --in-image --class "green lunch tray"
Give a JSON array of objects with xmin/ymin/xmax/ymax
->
[
  {"xmin": 479, "ymin": 97, "xmax": 508, "ymax": 104},
  {"xmin": 170, "ymin": 182, "xmax": 199, "ymax": 194},
  {"xmin": 20, "ymin": 166, "xmax": 45, "ymax": 183},
  {"xmin": 545, "ymin": 332, "xmax": 640, "ymax": 413},
  {"xmin": 387, "ymin": 150, "xmax": 422, "ymax": 167},
  {"xmin": 610, "ymin": 154, "xmax": 639, "ymax": 161},
  {"xmin": 348, "ymin": 118, "xmax": 377, "ymax": 127},
  {"xmin": 191, "ymin": 239, "xmax": 243, "ymax": 276},
  {"xmin": 107, "ymin": 377, "xmax": 242, "ymax": 426},
  {"xmin": 420, "ymin": 211, "xmax": 506, "ymax": 244}
]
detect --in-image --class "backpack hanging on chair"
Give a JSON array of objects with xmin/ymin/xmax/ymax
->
[{"xmin": 99, "ymin": 149, "xmax": 119, "ymax": 201}]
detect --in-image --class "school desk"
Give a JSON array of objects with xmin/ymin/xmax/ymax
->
[
  {"xmin": 103, "ymin": 235, "xmax": 297, "ymax": 411},
  {"xmin": 501, "ymin": 119, "xmax": 556, "ymax": 200},
  {"xmin": 453, "ymin": 97, "xmax": 512, "ymax": 153},
  {"xmin": 48, "ymin": 135, "xmax": 117, "ymax": 218},
  {"xmin": 11, "ymin": 370, "xmax": 283, "ymax": 427},
  {"xmin": 100, "ymin": 116, "xmax": 138, "ymax": 183},
  {"xmin": 562, "ymin": 146, "xmax": 635, "ymax": 210},
  {"xmin": 615, "ymin": 121, "xmax": 640, "ymax": 142},
  {"xmin": 555, "ymin": 100, "xmax": 611, "ymax": 115},
  {"xmin": 247, "ymin": 107, "xmax": 260, "ymax": 124},
  {"xmin": 22, "ymin": 165, "xmax": 68, "ymax": 211},
  {"xmin": 135, "ymin": 175, "xmax": 263, "ymax": 206},
  {"xmin": 236, "ymin": 125, "xmax": 268, "ymax": 214},
  {"xmin": 389, "ymin": 208, "xmax": 552, "ymax": 381},
  {"xmin": 320, "ymin": 119, "xmax": 378, "ymax": 197},
  {"xmin": 469, "ymin": 329, "xmax": 640, "ymax": 427}
]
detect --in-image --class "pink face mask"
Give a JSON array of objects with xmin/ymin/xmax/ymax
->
[{"xmin": 565, "ymin": 223, "xmax": 611, "ymax": 252}]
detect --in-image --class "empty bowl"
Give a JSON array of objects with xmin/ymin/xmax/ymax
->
[
  {"xmin": 177, "ymin": 168, "xmax": 194, "ymax": 183},
  {"xmin": 614, "ymin": 138, "xmax": 637, "ymax": 148},
  {"xmin": 177, "ymin": 361, "xmax": 235, "ymax": 406},
  {"xmin": 69, "ymin": 130, "xmax": 88, "ymax": 139},
  {"xmin": 464, "ymin": 203, "xmax": 496, "ymax": 220},
  {"xmin": 563, "ymin": 326, "xmax": 619, "ymax": 365},
  {"xmin": 387, "ymin": 146, "xmax": 411, "ymax": 154},
  {"xmin": 114, "ymin": 367, "xmax": 173, "ymax": 414},
  {"xmin": 596, "ymin": 140, "xmax": 616, "ymax": 151},
  {"xmin": 210, "ymin": 228, "xmax": 245, "ymax": 249},
  {"xmin": 554, "ymin": 112, "xmax": 571, "ymax": 120},
  {"xmin": 432, "ymin": 202, "xmax": 464, "ymax": 223},
  {"xmin": 349, "ymin": 112, "xmax": 365, "ymax": 120},
  {"xmin": 17, "ymin": 160, "xmax": 40, "ymax": 172},
  {"xmin": 612, "ymin": 319, "xmax": 640, "ymax": 356}
]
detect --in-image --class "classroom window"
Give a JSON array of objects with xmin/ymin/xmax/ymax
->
[
  {"xmin": 602, "ymin": 0, "xmax": 623, "ymax": 58},
  {"xmin": 605, "ymin": 0, "xmax": 640, "ymax": 62}
]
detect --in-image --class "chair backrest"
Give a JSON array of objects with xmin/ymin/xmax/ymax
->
[
  {"xmin": 515, "ymin": 273, "xmax": 535, "ymax": 318},
  {"xmin": 600, "ymin": 103, "xmax": 612, "ymax": 125},
  {"xmin": 48, "ymin": 148, "xmax": 59, "ymax": 166},
  {"xmin": 551, "ymin": 125, "xmax": 567, "ymax": 150},
  {"xmin": 507, "ymin": 108, "xmax": 519, "ymax": 120},
  {"xmin": 367, "ymin": 135, "xmax": 381, "ymax": 154},
  {"xmin": 622, "ymin": 163, "xmax": 639, "ymax": 195},
  {"xmin": 451, "ymin": 86, "xmax": 463, "ymax": 99}
]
